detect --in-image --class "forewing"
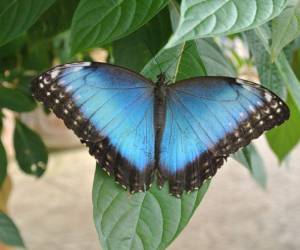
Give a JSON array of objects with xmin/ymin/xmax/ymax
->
[{"xmin": 31, "ymin": 62, "xmax": 155, "ymax": 192}]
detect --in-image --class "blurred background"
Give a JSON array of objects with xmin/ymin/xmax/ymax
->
[{"xmin": 1, "ymin": 1, "xmax": 300, "ymax": 249}]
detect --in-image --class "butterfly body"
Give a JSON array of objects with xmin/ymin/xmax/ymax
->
[{"xmin": 31, "ymin": 62, "xmax": 289, "ymax": 197}]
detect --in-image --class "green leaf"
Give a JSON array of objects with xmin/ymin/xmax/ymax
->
[
  {"xmin": 0, "ymin": 87, "xmax": 36, "ymax": 112},
  {"xmin": 0, "ymin": 140, "xmax": 7, "ymax": 187},
  {"xmin": 196, "ymin": 38, "xmax": 236, "ymax": 77},
  {"xmin": 245, "ymin": 30, "xmax": 287, "ymax": 99},
  {"xmin": 93, "ymin": 167, "xmax": 209, "ymax": 250},
  {"xmin": 0, "ymin": 0, "xmax": 55, "ymax": 46},
  {"xmin": 0, "ymin": 36, "xmax": 25, "ymax": 58},
  {"xmin": 70, "ymin": 0, "xmax": 169, "ymax": 54},
  {"xmin": 266, "ymin": 95, "xmax": 300, "ymax": 161},
  {"xmin": 254, "ymin": 25, "xmax": 300, "ymax": 112},
  {"xmin": 28, "ymin": 0, "xmax": 79, "ymax": 40},
  {"xmin": 141, "ymin": 41, "xmax": 206, "ymax": 82},
  {"xmin": 275, "ymin": 52, "xmax": 300, "ymax": 110},
  {"xmin": 22, "ymin": 41, "xmax": 53, "ymax": 71},
  {"xmin": 0, "ymin": 212, "xmax": 25, "ymax": 247},
  {"xmin": 293, "ymin": 44, "xmax": 300, "ymax": 80},
  {"xmin": 271, "ymin": 1, "xmax": 300, "ymax": 60},
  {"xmin": 234, "ymin": 144, "xmax": 267, "ymax": 188},
  {"xmin": 166, "ymin": 0, "xmax": 287, "ymax": 48},
  {"xmin": 13, "ymin": 120, "xmax": 48, "ymax": 177},
  {"xmin": 112, "ymin": 7, "xmax": 172, "ymax": 72}
]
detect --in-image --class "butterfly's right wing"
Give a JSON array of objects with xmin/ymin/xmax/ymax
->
[
  {"xmin": 31, "ymin": 62, "xmax": 155, "ymax": 192},
  {"xmin": 159, "ymin": 77, "xmax": 289, "ymax": 196}
]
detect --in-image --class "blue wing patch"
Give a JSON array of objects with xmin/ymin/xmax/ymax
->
[
  {"xmin": 159, "ymin": 77, "xmax": 289, "ymax": 195},
  {"xmin": 31, "ymin": 62, "xmax": 155, "ymax": 192}
]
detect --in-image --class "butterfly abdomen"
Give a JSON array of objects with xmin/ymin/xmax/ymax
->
[{"xmin": 154, "ymin": 85, "xmax": 167, "ymax": 166}]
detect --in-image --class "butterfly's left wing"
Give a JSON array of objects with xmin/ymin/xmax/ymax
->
[
  {"xmin": 159, "ymin": 77, "xmax": 289, "ymax": 196},
  {"xmin": 31, "ymin": 62, "xmax": 155, "ymax": 192}
]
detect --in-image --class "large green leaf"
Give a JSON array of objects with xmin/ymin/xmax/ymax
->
[
  {"xmin": 28, "ymin": 0, "xmax": 79, "ymax": 40},
  {"xmin": 254, "ymin": 25, "xmax": 300, "ymax": 112},
  {"xmin": 0, "ymin": 0, "xmax": 55, "ymax": 46},
  {"xmin": 93, "ymin": 167, "xmax": 209, "ymax": 250},
  {"xmin": 266, "ymin": 95, "xmax": 300, "ymax": 161},
  {"xmin": 13, "ymin": 120, "xmax": 48, "ymax": 177},
  {"xmin": 0, "ymin": 212, "xmax": 24, "ymax": 247},
  {"xmin": 0, "ymin": 140, "xmax": 7, "ymax": 187},
  {"xmin": 112, "ymin": 7, "xmax": 172, "ymax": 72},
  {"xmin": 245, "ymin": 30, "xmax": 287, "ymax": 99},
  {"xmin": 166, "ymin": 0, "xmax": 287, "ymax": 48},
  {"xmin": 70, "ymin": 0, "xmax": 169, "ymax": 54},
  {"xmin": 271, "ymin": 1, "xmax": 300, "ymax": 60},
  {"xmin": 0, "ymin": 87, "xmax": 36, "ymax": 112}
]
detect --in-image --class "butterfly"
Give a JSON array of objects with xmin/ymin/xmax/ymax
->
[{"xmin": 31, "ymin": 62, "xmax": 289, "ymax": 197}]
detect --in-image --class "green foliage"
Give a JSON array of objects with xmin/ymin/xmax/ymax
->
[
  {"xmin": 0, "ymin": 87, "xmax": 36, "ymax": 112},
  {"xmin": 70, "ymin": 0, "xmax": 169, "ymax": 54},
  {"xmin": 93, "ymin": 167, "xmax": 209, "ymax": 250},
  {"xmin": 13, "ymin": 120, "xmax": 48, "ymax": 177},
  {"xmin": 0, "ymin": 0, "xmax": 55, "ymax": 46},
  {"xmin": 271, "ymin": 1, "xmax": 300, "ymax": 60},
  {"xmin": 112, "ymin": 7, "xmax": 172, "ymax": 72},
  {"xmin": 0, "ymin": 0, "xmax": 300, "ymax": 249},
  {"xmin": 166, "ymin": 0, "xmax": 287, "ymax": 47},
  {"xmin": 0, "ymin": 212, "xmax": 25, "ymax": 247}
]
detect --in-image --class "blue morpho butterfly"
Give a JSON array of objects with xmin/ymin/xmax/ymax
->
[{"xmin": 31, "ymin": 62, "xmax": 289, "ymax": 197}]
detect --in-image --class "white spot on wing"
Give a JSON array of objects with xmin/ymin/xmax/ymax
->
[
  {"xmin": 51, "ymin": 70, "xmax": 60, "ymax": 79},
  {"xmin": 265, "ymin": 93, "xmax": 272, "ymax": 102}
]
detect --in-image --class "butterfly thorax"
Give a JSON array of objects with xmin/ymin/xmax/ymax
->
[{"xmin": 156, "ymin": 73, "xmax": 167, "ymax": 86}]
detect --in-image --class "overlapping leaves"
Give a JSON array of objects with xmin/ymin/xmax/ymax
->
[{"xmin": 166, "ymin": 0, "xmax": 287, "ymax": 47}]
